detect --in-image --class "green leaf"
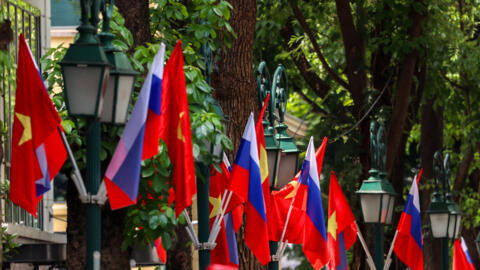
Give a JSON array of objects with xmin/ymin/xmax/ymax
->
[
  {"xmin": 161, "ymin": 232, "xmax": 172, "ymax": 250},
  {"xmin": 142, "ymin": 167, "xmax": 155, "ymax": 178},
  {"xmin": 61, "ymin": 120, "xmax": 75, "ymax": 134}
]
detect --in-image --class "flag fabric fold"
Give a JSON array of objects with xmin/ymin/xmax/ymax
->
[
  {"xmin": 209, "ymin": 153, "xmax": 239, "ymax": 266},
  {"xmin": 154, "ymin": 237, "xmax": 167, "ymax": 263},
  {"xmin": 301, "ymin": 137, "xmax": 329, "ymax": 269},
  {"xmin": 269, "ymin": 137, "xmax": 328, "ymax": 244},
  {"xmin": 393, "ymin": 170, "xmax": 424, "ymax": 270},
  {"xmin": 105, "ymin": 43, "xmax": 166, "ymax": 210},
  {"xmin": 158, "ymin": 40, "xmax": 196, "ymax": 217},
  {"xmin": 327, "ymin": 171, "xmax": 358, "ymax": 270},
  {"xmin": 10, "ymin": 33, "xmax": 67, "ymax": 216},
  {"xmin": 256, "ymin": 94, "xmax": 273, "ymax": 240},
  {"xmin": 228, "ymin": 113, "xmax": 270, "ymax": 265},
  {"xmin": 453, "ymin": 237, "xmax": 475, "ymax": 270}
]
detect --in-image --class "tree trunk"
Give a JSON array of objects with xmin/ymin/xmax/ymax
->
[
  {"xmin": 212, "ymin": 0, "xmax": 261, "ymax": 269},
  {"xmin": 166, "ymin": 222, "xmax": 193, "ymax": 270},
  {"xmin": 420, "ymin": 97, "xmax": 443, "ymax": 270},
  {"xmin": 66, "ymin": 179, "xmax": 87, "ymax": 269},
  {"xmin": 115, "ymin": 0, "xmax": 151, "ymax": 48},
  {"xmin": 66, "ymin": 182, "xmax": 131, "ymax": 269}
]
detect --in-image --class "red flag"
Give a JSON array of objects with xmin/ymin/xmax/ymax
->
[
  {"xmin": 154, "ymin": 237, "xmax": 167, "ymax": 263},
  {"xmin": 10, "ymin": 34, "xmax": 66, "ymax": 216},
  {"xmin": 453, "ymin": 237, "xmax": 476, "ymax": 270},
  {"xmin": 269, "ymin": 181, "xmax": 305, "ymax": 244},
  {"xmin": 268, "ymin": 136, "xmax": 328, "ymax": 244},
  {"xmin": 209, "ymin": 155, "xmax": 239, "ymax": 266},
  {"xmin": 327, "ymin": 172, "xmax": 358, "ymax": 270},
  {"xmin": 160, "ymin": 40, "xmax": 196, "ymax": 217}
]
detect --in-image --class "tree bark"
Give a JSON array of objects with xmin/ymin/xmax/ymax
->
[
  {"xmin": 420, "ymin": 97, "xmax": 443, "ymax": 270},
  {"xmin": 115, "ymin": 0, "xmax": 151, "ymax": 47},
  {"xmin": 212, "ymin": 0, "xmax": 263, "ymax": 269},
  {"xmin": 66, "ymin": 182, "xmax": 131, "ymax": 269},
  {"xmin": 386, "ymin": 0, "xmax": 425, "ymax": 175},
  {"xmin": 334, "ymin": 0, "xmax": 370, "ymax": 180},
  {"xmin": 166, "ymin": 223, "xmax": 193, "ymax": 270}
]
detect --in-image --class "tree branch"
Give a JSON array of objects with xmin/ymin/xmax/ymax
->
[
  {"xmin": 280, "ymin": 18, "xmax": 330, "ymax": 98},
  {"xmin": 453, "ymin": 148, "xmax": 474, "ymax": 193},
  {"xmin": 292, "ymin": 85, "xmax": 328, "ymax": 116},
  {"xmin": 386, "ymin": 0, "xmax": 425, "ymax": 172},
  {"xmin": 288, "ymin": 0, "xmax": 350, "ymax": 89}
]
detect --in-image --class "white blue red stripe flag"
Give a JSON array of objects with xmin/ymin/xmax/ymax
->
[
  {"xmin": 393, "ymin": 171, "xmax": 423, "ymax": 270},
  {"xmin": 229, "ymin": 113, "xmax": 271, "ymax": 265},
  {"xmin": 301, "ymin": 137, "xmax": 329, "ymax": 269},
  {"xmin": 104, "ymin": 43, "xmax": 165, "ymax": 210},
  {"xmin": 453, "ymin": 237, "xmax": 476, "ymax": 270}
]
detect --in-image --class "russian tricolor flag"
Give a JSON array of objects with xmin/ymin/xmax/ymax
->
[
  {"xmin": 393, "ymin": 170, "xmax": 423, "ymax": 270},
  {"xmin": 229, "ymin": 113, "xmax": 270, "ymax": 265},
  {"xmin": 301, "ymin": 137, "xmax": 329, "ymax": 269},
  {"xmin": 104, "ymin": 44, "xmax": 165, "ymax": 210},
  {"xmin": 453, "ymin": 237, "xmax": 476, "ymax": 270}
]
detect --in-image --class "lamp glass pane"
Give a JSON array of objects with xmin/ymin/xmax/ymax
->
[
  {"xmin": 63, "ymin": 66, "xmax": 103, "ymax": 116},
  {"xmin": 267, "ymin": 149, "xmax": 280, "ymax": 188},
  {"xmin": 429, "ymin": 213, "xmax": 449, "ymax": 238},
  {"xmin": 100, "ymin": 74, "xmax": 117, "ymax": 123},
  {"xmin": 276, "ymin": 152, "xmax": 298, "ymax": 189},
  {"xmin": 114, "ymin": 75, "xmax": 135, "ymax": 124},
  {"xmin": 360, "ymin": 193, "xmax": 381, "ymax": 223},
  {"xmin": 382, "ymin": 195, "xmax": 395, "ymax": 224},
  {"xmin": 448, "ymin": 214, "xmax": 462, "ymax": 239}
]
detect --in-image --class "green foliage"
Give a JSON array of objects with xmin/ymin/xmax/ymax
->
[
  {"xmin": 40, "ymin": 3, "xmax": 233, "ymax": 255},
  {"xmin": 2, "ymin": 227, "xmax": 20, "ymax": 261}
]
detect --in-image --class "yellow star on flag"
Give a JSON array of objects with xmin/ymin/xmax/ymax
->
[
  {"xmin": 177, "ymin": 112, "xmax": 185, "ymax": 142},
  {"xmin": 209, "ymin": 195, "xmax": 222, "ymax": 219},
  {"xmin": 328, "ymin": 211, "xmax": 337, "ymax": 240},
  {"xmin": 284, "ymin": 181, "xmax": 299, "ymax": 199},
  {"xmin": 15, "ymin": 112, "xmax": 32, "ymax": 146}
]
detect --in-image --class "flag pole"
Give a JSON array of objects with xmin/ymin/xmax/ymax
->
[
  {"xmin": 57, "ymin": 127, "xmax": 88, "ymax": 199},
  {"xmin": 208, "ymin": 190, "xmax": 233, "ymax": 244},
  {"xmin": 275, "ymin": 182, "xmax": 301, "ymax": 259},
  {"xmin": 355, "ymin": 221, "xmax": 377, "ymax": 270},
  {"xmin": 383, "ymin": 230, "xmax": 398, "ymax": 270},
  {"xmin": 182, "ymin": 210, "xmax": 200, "ymax": 247},
  {"xmin": 207, "ymin": 189, "xmax": 228, "ymax": 243}
]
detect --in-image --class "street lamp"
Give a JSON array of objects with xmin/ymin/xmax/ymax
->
[
  {"xmin": 98, "ymin": 1, "xmax": 138, "ymax": 124},
  {"xmin": 272, "ymin": 65, "xmax": 300, "ymax": 189},
  {"xmin": 256, "ymin": 62, "xmax": 281, "ymax": 189},
  {"xmin": 60, "ymin": 1, "xmax": 111, "ymax": 118},
  {"xmin": 59, "ymin": 1, "xmax": 135, "ymax": 269},
  {"xmin": 426, "ymin": 151, "xmax": 462, "ymax": 270},
  {"xmin": 256, "ymin": 62, "xmax": 299, "ymax": 270},
  {"xmin": 356, "ymin": 121, "xmax": 397, "ymax": 269}
]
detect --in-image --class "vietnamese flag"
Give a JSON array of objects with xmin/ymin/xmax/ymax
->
[
  {"xmin": 209, "ymin": 154, "xmax": 239, "ymax": 266},
  {"xmin": 159, "ymin": 40, "xmax": 196, "ymax": 217},
  {"xmin": 10, "ymin": 34, "xmax": 66, "ymax": 216},
  {"xmin": 327, "ymin": 171, "xmax": 358, "ymax": 270}
]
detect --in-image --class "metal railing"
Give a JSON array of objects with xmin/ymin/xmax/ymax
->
[{"xmin": 2, "ymin": 0, "xmax": 43, "ymax": 230}]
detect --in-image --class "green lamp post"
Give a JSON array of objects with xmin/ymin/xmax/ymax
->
[
  {"xmin": 60, "ymin": 1, "xmax": 135, "ymax": 269},
  {"xmin": 256, "ymin": 62, "xmax": 299, "ymax": 270},
  {"xmin": 356, "ymin": 121, "xmax": 397, "ymax": 270},
  {"xmin": 426, "ymin": 151, "xmax": 462, "ymax": 270}
]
